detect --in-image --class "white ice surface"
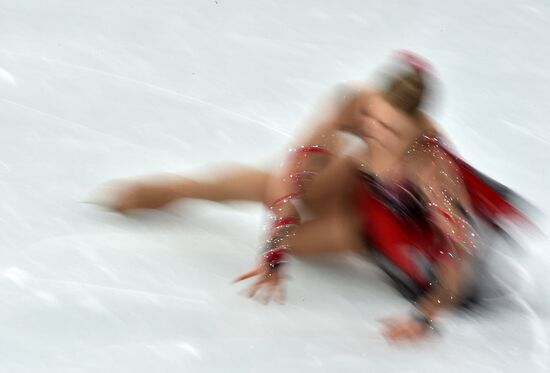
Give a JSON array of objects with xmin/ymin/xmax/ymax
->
[{"xmin": 1, "ymin": 1, "xmax": 550, "ymax": 372}]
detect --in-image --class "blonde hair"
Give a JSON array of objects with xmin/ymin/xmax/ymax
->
[{"xmin": 383, "ymin": 70, "xmax": 425, "ymax": 114}]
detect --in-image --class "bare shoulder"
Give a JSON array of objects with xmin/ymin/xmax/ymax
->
[{"xmin": 415, "ymin": 112, "xmax": 438, "ymax": 133}]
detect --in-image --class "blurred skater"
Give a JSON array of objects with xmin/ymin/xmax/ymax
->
[{"xmin": 101, "ymin": 52, "xmax": 533, "ymax": 341}]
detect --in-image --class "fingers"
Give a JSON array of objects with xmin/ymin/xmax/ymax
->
[
  {"xmin": 274, "ymin": 283, "xmax": 285, "ymax": 304},
  {"xmin": 248, "ymin": 276, "xmax": 269, "ymax": 298},
  {"xmin": 255, "ymin": 273, "xmax": 286, "ymax": 305},
  {"xmin": 267, "ymin": 271, "xmax": 285, "ymax": 304},
  {"xmin": 261, "ymin": 281, "xmax": 276, "ymax": 304},
  {"xmin": 233, "ymin": 268, "xmax": 261, "ymax": 283},
  {"xmin": 233, "ymin": 266, "xmax": 287, "ymax": 305},
  {"xmin": 381, "ymin": 318, "xmax": 428, "ymax": 342}
]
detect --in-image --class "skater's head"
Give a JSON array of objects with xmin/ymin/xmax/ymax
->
[
  {"xmin": 383, "ymin": 51, "xmax": 432, "ymax": 114},
  {"xmin": 383, "ymin": 69, "xmax": 426, "ymax": 115},
  {"xmin": 354, "ymin": 52, "xmax": 432, "ymax": 154},
  {"xmin": 354, "ymin": 74, "xmax": 425, "ymax": 152}
]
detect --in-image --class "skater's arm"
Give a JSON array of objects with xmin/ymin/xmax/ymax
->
[
  {"xmin": 292, "ymin": 84, "xmax": 370, "ymax": 150},
  {"xmin": 413, "ymin": 142, "xmax": 477, "ymax": 319},
  {"xmin": 415, "ymin": 252, "xmax": 472, "ymax": 320},
  {"xmin": 384, "ymin": 139, "xmax": 477, "ymax": 341}
]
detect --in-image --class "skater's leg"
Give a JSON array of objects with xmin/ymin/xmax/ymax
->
[
  {"xmin": 303, "ymin": 155, "xmax": 359, "ymax": 216},
  {"xmin": 287, "ymin": 213, "xmax": 364, "ymax": 256},
  {"xmin": 262, "ymin": 158, "xmax": 365, "ymax": 257},
  {"xmin": 110, "ymin": 165, "xmax": 271, "ymax": 212}
]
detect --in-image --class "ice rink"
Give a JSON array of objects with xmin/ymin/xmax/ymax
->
[{"xmin": 1, "ymin": 0, "xmax": 550, "ymax": 372}]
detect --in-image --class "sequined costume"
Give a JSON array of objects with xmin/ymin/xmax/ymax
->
[{"xmin": 355, "ymin": 132, "xmax": 529, "ymax": 301}]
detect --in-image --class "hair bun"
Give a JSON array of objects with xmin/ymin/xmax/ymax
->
[{"xmin": 395, "ymin": 50, "xmax": 432, "ymax": 75}]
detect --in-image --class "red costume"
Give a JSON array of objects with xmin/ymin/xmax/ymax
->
[{"xmin": 355, "ymin": 133, "xmax": 531, "ymax": 301}]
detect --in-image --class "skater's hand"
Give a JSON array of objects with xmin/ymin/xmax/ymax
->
[
  {"xmin": 381, "ymin": 315, "xmax": 433, "ymax": 342},
  {"xmin": 234, "ymin": 264, "xmax": 286, "ymax": 304}
]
